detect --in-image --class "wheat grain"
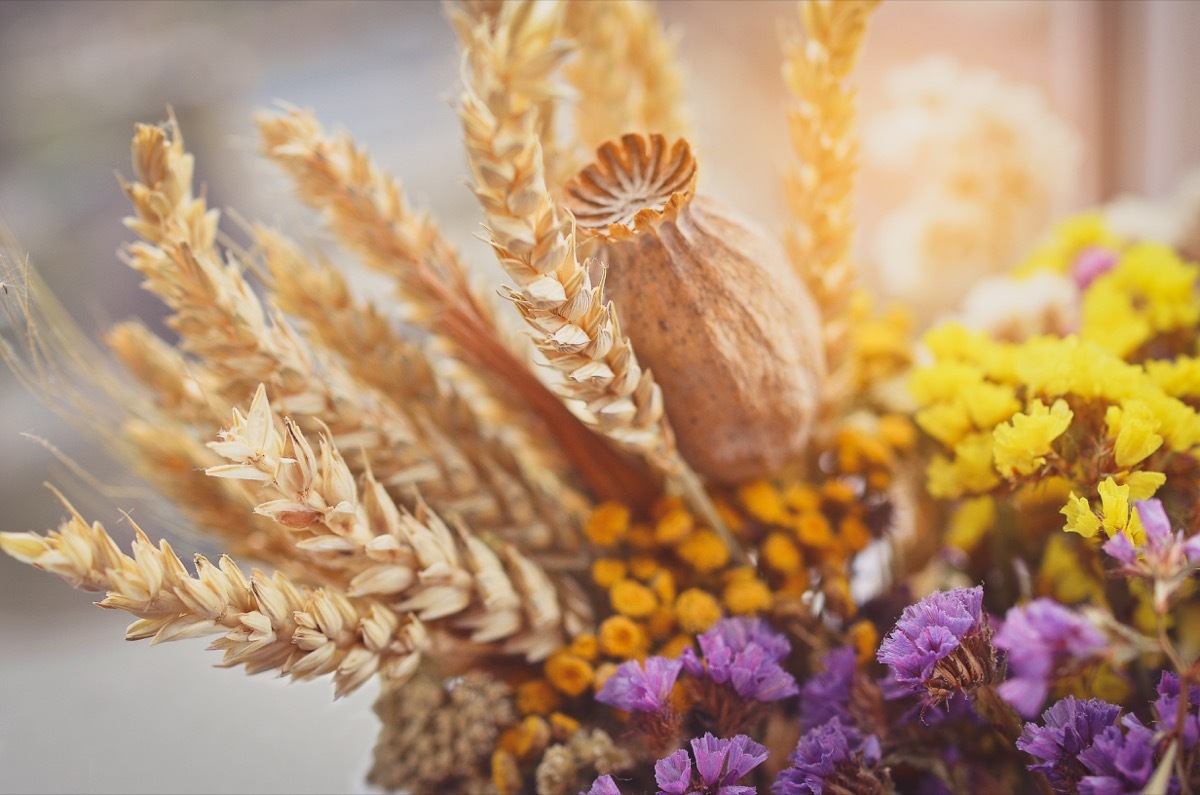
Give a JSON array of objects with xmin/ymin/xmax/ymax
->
[
  {"xmin": 782, "ymin": 0, "xmax": 879, "ymax": 427},
  {"xmin": 0, "ymin": 506, "xmax": 427, "ymax": 698},
  {"xmin": 455, "ymin": 0, "xmax": 680, "ymax": 477},
  {"xmin": 257, "ymin": 226, "xmax": 588, "ymax": 554},
  {"xmin": 206, "ymin": 385, "xmax": 590, "ymax": 658}
]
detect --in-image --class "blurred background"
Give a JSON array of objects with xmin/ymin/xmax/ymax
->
[{"xmin": 2, "ymin": 1, "xmax": 1198, "ymax": 792}]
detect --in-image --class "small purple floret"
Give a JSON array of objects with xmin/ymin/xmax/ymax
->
[
  {"xmin": 800, "ymin": 646, "xmax": 858, "ymax": 732},
  {"xmin": 582, "ymin": 774, "xmax": 623, "ymax": 795},
  {"xmin": 1016, "ymin": 696, "xmax": 1121, "ymax": 792},
  {"xmin": 995, "ymin": 599, "xmax": 1107, "ymax": 717},
  {"xmin": 596, "ymin": 655, "xmax": 682, "ymax": 713},
  {"xmin": 876, "ymin": 586, "xmax": 985, "ymax": 689},
  {"xmin": 682, "ymin": 617, "xmax": 799, "ymax": 702},
  {"xmin": 772, "ymin": 718, "xmax": 881, "ymax": 795}
]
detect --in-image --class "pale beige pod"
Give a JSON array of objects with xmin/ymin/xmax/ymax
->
[{"xmin": 562, "ymin": 134, "xmax": 825, "ymax": 483}]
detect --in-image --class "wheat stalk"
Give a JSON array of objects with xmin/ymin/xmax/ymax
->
[
  {"xmin": 563, "ymin": 0, "xmax": 689, "ymax": 162},
  {"xmin": 0, "ymin": 505, "xmax": 428, "ymax": 698},
  {"xmin": 783, "ymin": 0, "xmax": 879, "ymax": 422},
  {"xmin": 256, "ymin": 226, "xmax": 588, "ymax": 554},
  {"xmin": 205, "ymin": 385, "xmax": 589, "ymax": 657},
  {"xmin": 455, "ymin": 0, "xmax": 680, "ymax": 478}
]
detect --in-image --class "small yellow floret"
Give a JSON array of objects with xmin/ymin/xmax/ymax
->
[
  {"xmin": 794, "ymin": 512, "xmax": 835, "ymax": 549},
  {"xmin": 723, "ymin": 577, "xmax": 774, "ymax": 615},
  {"xmin": 762, "ymin": 531, "xmax": 803, "ymax": 574},
  {"xmin": 598, "ymin": 615, "xmax": 648, "ymax": 658},
  {"xmin": 992, "ymin": 398, "xmax": 1073, "ymax": 477},
  {"xmin": 592, "ymin": 558, "xmax": 627, "ymax": 588},
  {"xmin": 628, "ymin": 555, "xmax": 659, "ymax": 581},
  {"xmin": 846, "ymin": 620, "xmax": 879, "ymax": 665},
  {"xmin": 655, "ymin": 507, "xmax": 695, "ymax": 544},
  {"xmin": 738, "ymin": 480, "xmax": 788, "ymax": 524},
  {"xmin": 515, "ymin": 679, "xmax": 563, "ymax": 715},
  {"xmin": 1061, "ymin": 493, "xmax": 1101, "ymax": 538},
  {"xmin": 584, "ymin": 502, "xmax": 630, "ymax": 546},
  {"xmin": 491, "ymin": 749, "xmax": 521, "ymax": 795},
  {"xmin": 568, "ymin": 633, "xmax": 598, "ymax": 661},
  {"xmin": 610, "ymin": 579, "xmax": 658, "ymax": 618},
  {"xmin": 677, "ymin": 529, "xmax": 731, "ymax": 572},
  {"xmin": 645, "ymin": 606, "xmax": 677, "ymax": 640},
  {"xmin": 947, "ymin": 496, "xmax": 996, "ymax": 552},
  {"xmin": 878, "ymin": 414, "xmax": 917, "ymax": 451},
  {"xmin": 1121, "ymin": 470, "xmax": 1166, "ymax": 501},
  {"xmin": 1098, "ymin": 477, "xmax": 1145, "ymax": 543},
  {"xmin": 657, "ymin": 634, "xmax": 696, "ymax": 660},
  {"xmin": 839, "ymin": 516, "xmax": 871, "ymax": 554},
  {"xmin": 544, "ymin": 651, "xmax": 595, "ymax": 697},
  {"xmin": 1105, "ymin": 401, "xmax": 1163, "ymax": 468},
  {"xmin": 674, "ymin": 588, "xmax": 723, "ymax": 634}
]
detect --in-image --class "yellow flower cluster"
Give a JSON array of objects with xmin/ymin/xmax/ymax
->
[{"xmin": 1014, "ymin": 212, "xmax": 1123, "ymax": 277}]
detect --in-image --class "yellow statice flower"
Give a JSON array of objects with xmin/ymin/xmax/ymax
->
[
  {"xmin": 592, "ymin": 558, "xmax": 627, "ymax": 589},
  {"xmin": 737, "ymin": 480, "xmax": 789, "ymax": 524},
  {"xmin": 915, "ymin": 400, "xmax": 973, "ymax": 447},
  {"xmin": 676, "ymin": 528, "xmax": 731, "ymax": 573},
  {"xmin": 654, "ymin": 507, "xmax": 694, "ymax": 544},
  {"xmin": 992, "ymin": 398, "xmax": 1073, "ymax": 477},
  {"xmin": 908, "ymin": 359, "xmax": 986, "ymax": 404},
  {"xmin": 1105, "ymin": 401, "xmax": 1163, "ymax": 468},
  {"xmin": 1038, "ymin": 534, "xmax": 1106, "ymax": 605},
  {"xmin": 1061, "ymin": 492, "xmax": 1101, "ymax": 538},
  {"xmin": 1097, "ymin": 477, "xmax": 1145, "ymax": 543},
  {"xmin": 1145, "ymin": 356, "xmax": 1200, "ymax": 401},
  {"xmin": 761, "ymin": 531, "xmax": 804, "ymax": 574},
  {"xmin": 722, "ymin": 569, "xmax": 774, "ymax": 614},
  {"xmin": 962, "ymin": 382, "xmax": 1022, "ymax": 429},
  {"xmin": 1119, "ymin": 470, "xmax": 1166, "ymax": 501},
  {"xmin": 1080, "ymin": 278, "xmax": 1153, "ymax": 358},
  {"xmin": 926, "ymin": 432, "xmax": 1001, "ymax": 499}
]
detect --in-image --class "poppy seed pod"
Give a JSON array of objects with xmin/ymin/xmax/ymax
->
[{"xmin": 563, "ymin": 134, "xmax": 826, "ymax": 483}]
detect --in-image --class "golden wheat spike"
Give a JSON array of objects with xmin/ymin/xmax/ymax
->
[
  {"xmin": 563, "ymin": 0, "xmax": 689, "ymax": 170},
  {"xmin": 782, "ymin": 0, "xmax": 880, "ymax": 423}
]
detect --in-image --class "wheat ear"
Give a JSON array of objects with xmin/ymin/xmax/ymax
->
[
  {"xmin": 256, "ymin": 226, "xmax": 587, "ymax": 555},
  {"xmin": 455, "ymin": 1, "xmax": 680, "ymax": 477},
  {"xmin": 0, "ymin": 505, "xmax": 428, "ymax": 698},
  {"xmin": 783, "ymin": 0, "xmax": 879, "ymax": 420},
  {"xmin": 256, "ymin": 106, "xmax": 655, "ymax": 509},
  {"xmin": 123, "ymin": 118, "xmax": 553, "ymax": 535},
  {"xmin": 206, "ymin": 385, "xmax": 590, "ymax": 659},
  {"xmin": 563, "ymin": 0, "xmax": 689, "ymax": 160}
]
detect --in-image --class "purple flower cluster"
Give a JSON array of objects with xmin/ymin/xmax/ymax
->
[
  {"xmin": 596, "ymin": 656, "xmax": 683, "ymax": 713},
  {"xmin": 585, "ymin": 733, "xmax": 768, "ymax": 795},
  {"xmin": 771, "ymin": 718, "xmax": 882, "ymax": 795},
  {"xmin": 994, "ymin": 598, "xmax": 1108, "ymax": 717},
  {"xmin": 1018, "ymin": 672, "xmax": 1196, "ymax": 795},
  {"xmin": 681, "ymin": 618, "xmax": 799, "ymax": 702},
  {"xmin": 1017, "ymin": 696, "xmax": 1122, "ymax": 792},
  {"xmin": 799, "ymin": 646, "xmax": 857, "ymax": 732},
  {"xmin": 876, "ymin": 586, "xmax": 996, "ymax": 706}
]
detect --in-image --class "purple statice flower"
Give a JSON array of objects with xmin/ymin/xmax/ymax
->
[
  {"xmin": 1154, "ymin": 671, "xmax": 1200, "ymax": 751},
  {"xmin": 1077, "ymin": 716, "xmax": 1161, "ymax": 795},
  {"xmin": 994, "ymin": 599, "xmax": 1108, "ymax": 717},
  {"xmin": 681, "ymin": 617, "xmax": 799, "ymax": 702},
  {"xmin": 1104, "ymin": 500, "xmax": 1200, "ymax": 607},
  {"xmin": 1016, "ymin": 696, "xmax": 1122, "ymax": 793},
  {"xmin": 596, "ymin": 655, "xmax": 683, "ymax": 713},
  {"xmin": 582, "ymin": 774, "xmax": 623, "ymax": 795},
  {"xmin": 800, "ymin": 646, "xmax": 857, "ymax": 732},
  {"xmin": 876, "ymin": 586, "xmax": 998, "ymax": 707},
  {"xmin": 1072, "ymin": 246, "xmax": 1119, "ymax": 290},
  {"xmin": 653, "ymin": 733, "xmax": 769, "ymax": 795},
  {"xmin": 772, "ymin": 718, "xmax": 882, "ymax": 795}
]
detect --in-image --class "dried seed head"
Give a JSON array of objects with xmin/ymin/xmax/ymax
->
[{"xmin": 563, "ymin": 134, "xmax": 825, "ymax": 483}]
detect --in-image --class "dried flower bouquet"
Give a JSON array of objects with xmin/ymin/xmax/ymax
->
[{"xmin": 4, "ymin": 1, "xmax": 1200, "ymax": 794}]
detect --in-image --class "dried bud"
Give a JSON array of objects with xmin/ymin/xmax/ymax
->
[{"xmin": 564, "ymin": 134, "xmax": 824, "ymax": 483}]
